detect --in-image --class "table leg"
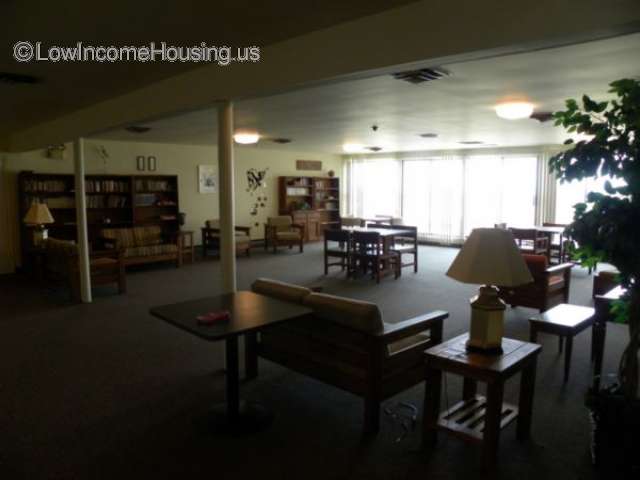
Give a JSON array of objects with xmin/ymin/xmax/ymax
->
[
  {"xmin": 483, "ymin": 381, "xmax": 504, "ymax": 472},
  {"xmin": 423, "ymin": 368, "xmax": 442, "ymax": 448},
  {"xmin": 592, "ymin": 317, "xmax": 606, "ymax": 391},
  {"xmin": 563, "ymin": 336, "xmax": 573, "ymax": 383},
  {"xmin": 463, "ymin": 377, "xmax": 477, "ymax": 401},
  {"xmin": 245, "ymin": 332, "xmax": 258, "ymax": 380},
  {"xmin": 517, "ymin": 358, "xmax": 537, "ymax": 441},
  {"xmin": 225, "ymin": 336, "xmax": 240, "ymax": 419}
]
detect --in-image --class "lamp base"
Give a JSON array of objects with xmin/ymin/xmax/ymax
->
[
  {"xmin": 465, "ymin": 285, "xmax": 506, "ymax": 355},
  {"xmin": 33, "ymin": 228, "xmax": 48, "ymax": 246}
]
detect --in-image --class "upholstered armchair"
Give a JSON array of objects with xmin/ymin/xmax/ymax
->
[
  {"xmin": 201, "ymin": 219, "xmax": 251, "ymax": 257},
  {"xmin": 497, "ymin": 254, "xmax": 574, "ymax": 312},
  {"xmin": 264, "ymin": 216, "xmax": 304, "ymax": 253}
]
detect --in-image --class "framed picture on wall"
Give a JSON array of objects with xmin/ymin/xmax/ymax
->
[
  {"xmin": 198, "ymin": 165, "xmax": 217, "ymax": 194},
  {"xmin": 136, "ymin": 156, "xmax": 146, "ymax": 171},
  {"xmin": 147, "ymin": 156, "xmax": 157, "ymax": 172}
]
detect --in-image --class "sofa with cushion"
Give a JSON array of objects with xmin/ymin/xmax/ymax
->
[
  {"xmin": 201, "ymin": 219, "xmax": 251, "ymax": 257},
  {"xmin": 497, "ymin": 254, "xmax": 574, "ymax": 312},
  {"xmin": 100, "ymin": 225, "xmax": 181, "ymax": 267},
  {"xmin": 44, "ymin": 237, "xmax": 126, "ymax": 302},
  {"xmin": 249, "ymin": 278, "xmax": 448, "ymax": 433}
]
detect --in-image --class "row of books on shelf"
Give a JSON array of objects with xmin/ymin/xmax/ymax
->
[
  {"xmin": 135, "ymin": 179, "xmax": 173, "ymax": 192},
  {"xmin": 87, "ymin": 195, "xmax": 128, "ymax": 208},
  {"xmin": 86, "ymin": 179, "xmax": 129, "ymax": 193},
  {"xmin": 23, "ymin": 179, "xmax": 68, "ymax": 193}
]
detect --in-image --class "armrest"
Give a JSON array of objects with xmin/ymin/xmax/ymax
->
[
  {"xmin": 546, "ymin": 262, "xmax": 574, "ymax": 275},
  {"xmin": 379, "ymin": 310, "xmax": 448, "ymax": 344},
  {"xmin": 235, "ymin": 226, "xmax": 251, "ymax": 235},
  {"xmin": 291, "ymin": 223, "xmax": 305, "ymax": 231}
]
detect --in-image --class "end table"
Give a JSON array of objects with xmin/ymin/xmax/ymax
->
[{"xmin": 423, "ymin": 333, "xmax": 541, "ymax": 471}]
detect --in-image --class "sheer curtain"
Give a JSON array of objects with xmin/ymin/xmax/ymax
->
[
  {"xmin": 346, "ymin": 158, "xmax": 402, "ymax": 218},
  {"xmin": 464, "ymin": 155, "xmax": 538, "ymax": 234},
  {"xmin": 403, "ymin": 157, "xmax": 464, "ymax": 243}
]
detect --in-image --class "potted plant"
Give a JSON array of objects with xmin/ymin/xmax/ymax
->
[{"xmin": 550, "ymin": 78, "xmax": 640, "ymax": 472}]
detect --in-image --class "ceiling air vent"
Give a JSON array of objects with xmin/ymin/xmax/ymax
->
[
  {"xmin": 392, "ymin": 67, "xmax": 449, "ymax": 84},
  {"xmin": 458, "ymin": 141, "xmax": 484, "ymax": 145},
  {"xmin": 0, "ymin": 72, "xmax": 42, "ymax": 85},
  {"xmin": 271, "ymin": 138, "xmax": 292, "ymax": 144},
  {"xmin": 125, "ymin": 125, "xmax": 151, "ymax": 134},
  {"xmin": 530, "ymin": 111, "xmax": 554, "ymax": 123},
  {"xmin": 367, "ymin": 146, "xmax": 383, "ymax": 152}
]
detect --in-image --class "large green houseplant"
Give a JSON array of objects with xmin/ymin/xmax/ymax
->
[{"xmin": 550, "ymin": 78, "xmax": 640, "ymax": 470}]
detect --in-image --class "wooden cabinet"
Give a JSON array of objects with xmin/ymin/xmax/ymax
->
[{"xmin": 279, "ymin": 176, "xmax": 340, "ymax": 242}]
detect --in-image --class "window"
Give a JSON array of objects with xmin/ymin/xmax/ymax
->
[
  {"xmin": 555, "ymin": 175, "xmax": 627, "ymax": 224},
  {"xmin": 464, "ymin": 155, "xmax": 538, "ymax": 234},
  {"xmin": 346, "ymin": 158, "xmax": 401, "ymax": 219},
  {"xmin": 403, "ymin": 157, "xmax": 464, "ymax": 243}
]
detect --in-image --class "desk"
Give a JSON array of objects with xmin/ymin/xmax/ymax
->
[
  {"xmin": 150, "ymin": 291, "xmax": 311, "ymax": 433},
  {"xmin": 423, "ymin": 334, "xmax": 541, "ymax": 471}
]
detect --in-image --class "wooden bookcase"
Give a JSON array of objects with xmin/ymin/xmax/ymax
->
[
  {"xmin": 18, "ymin": 171, "xmax": 179, "ymax": 264},
  {"xmin": 278, "ymin": 176, "xmax": 340, "ymax": 242}
]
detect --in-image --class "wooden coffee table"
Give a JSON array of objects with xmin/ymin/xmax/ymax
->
[
  {"xmin": 423, "ymin": 334, "xmax": 541, "ymax": 472},
  {"xmin": 529, "ymin": 303, "xmax": 595, "ymax": 383},
  {"xmin": 150, "ymin": 291, "xmax": 311, "ymax": 433}
]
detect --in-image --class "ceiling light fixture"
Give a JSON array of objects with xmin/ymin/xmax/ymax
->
[
  {"xmin": 233, "ymin": 131, "xmax": 260, "ymax": 144},
  {"xmin": 342, "ymin": 143, "xmax": 365, "ymax": 153},
  {"xmin": 420, "ymin": 133, "xmax": 438, "ymax": 138},
  {"xmin": 367, "ymin": 146, "xmax": 382, "ymax": 152},
  {"xmin": 495, "ymin": 102, "xmax": 534, "ymax": 120},
  {"xmin": 271, "ymin": 138, "xmax": 292, "ymax": 144},
  {"xmin": 125, "ymin": 125, "xmax": 151, "ymax": 134}
]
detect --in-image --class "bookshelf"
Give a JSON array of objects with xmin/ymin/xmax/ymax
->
[
  {"xmin": 278, "ymin": 176, "xmax": 340, "ymax": 242},
  {"xmin": 18, "ymin": 172, "xmax": 180, "ymax": 263}
]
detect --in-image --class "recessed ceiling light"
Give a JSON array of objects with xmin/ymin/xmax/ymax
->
[
  {"xmin": 342, "ymin": 143, "xmax": 364, "ymax": 153},
  {"xmin": 271, "ymin": 138, "xmax": 292, "ymax": 144},
  {"xmin": 125, "ymin": 125, "xmax": 151, "ymax": 134},
  {"xmin": 420, "ymin": 133, "xmax": 438, "ymax": 138},
  {"xmin": 458, "ymin": 141, "xmax": 484, "ymax": 145},
  {"xmin": 234, "ymin": 131, "xmax": 260, "ymax": 144},
  {"xmin": 495, "ymin": 102, "xmax": 534, "ymax": 120}
]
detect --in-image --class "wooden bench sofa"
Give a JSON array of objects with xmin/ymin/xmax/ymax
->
[{"xmin": 248, "ymin": 278, "xmax": 448, "ymax": 433}]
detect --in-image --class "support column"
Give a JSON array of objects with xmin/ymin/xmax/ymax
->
[
  {"xmin": 218, "ymin": 100, "xmax": 237, "ymax": 293},
  {"xmin": 73, "ymin": 138, "xmax": 92, "ymax": 303}
]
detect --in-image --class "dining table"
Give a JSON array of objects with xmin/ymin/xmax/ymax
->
[
  {"xmin": 150, "ymin": 291, "xmax": 312, "ymax": 434},
  {"xmin": 340, "ymin": 226, "xmax": 414, "ymax": 277}
]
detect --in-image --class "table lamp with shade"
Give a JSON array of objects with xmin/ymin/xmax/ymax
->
[
  {"xmin": 23, "ymin": 203, "xmax": 55, "ymax": 246},
  {"xmin": 446, "ymin": 228, "xmax": 533, "ymax": 354}
]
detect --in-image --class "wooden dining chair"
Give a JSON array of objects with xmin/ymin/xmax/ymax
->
[
  {"xmin": 510, "ymin": 228, "xmax": 549, "ymax": 258},
  {"xmin": 367, "ymin": 223, "xmax": 419, "ymax": 273},
  {"xmin": 351, "ymin": 231, "xmax": 400, "ymax": 283},
  {"xmin": 542, "ymin": 222, "xmax": 572, "ymax": 264},
  {"xmin": 323, "ymin": 229, "xmax": 351, "ymax": 275}
]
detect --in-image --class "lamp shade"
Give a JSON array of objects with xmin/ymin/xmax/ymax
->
[
  {"xmin": 446, "ymin": 228, "xmax": 533, "ymax": 287},
  {"xmin": 23, "ymin": 203, "xmax": 54, "ymax": 225}
]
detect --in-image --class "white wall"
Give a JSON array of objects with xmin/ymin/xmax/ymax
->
[{"xmin": 0, "ymin": 139, "xmax": 341, "ymax": 274}]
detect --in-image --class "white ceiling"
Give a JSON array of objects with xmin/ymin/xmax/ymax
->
[{"xmin": 95, "ymin": 33, "xmax": 640, "ymax": 154}]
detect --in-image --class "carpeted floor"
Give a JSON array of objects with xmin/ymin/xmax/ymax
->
[{"xmin": 0, "ymin": 244, "xmax": 626, "ymax": 479}]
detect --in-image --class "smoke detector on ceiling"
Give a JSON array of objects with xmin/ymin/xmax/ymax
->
[{"xmin": 392, "ymin": 67, "xmax": 450, "ymax": 84}]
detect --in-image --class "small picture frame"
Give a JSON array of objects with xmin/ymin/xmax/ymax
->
[
  {"xmin": 136, "ymin": 156, "xmax": 146, "ymax": 171},
  {"xmin": 147, "ymin": 156, "xmax": 157, "ymax": 172}
]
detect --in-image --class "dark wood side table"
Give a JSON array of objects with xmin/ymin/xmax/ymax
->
[
  {"xmin": 150, "ymin": 291, "xmax": 312, "ymax": 434},
  {"xmin": 529, "ymin": 304, "xmax": 595, "ymax": 383},
  {"xmin": 593, "ymin": 286, "xmax": 626, "ymax": 391},
  {"xmin": 423, "ymin": 334, "xmax": 541, "ymax": 472},
  {"xmin": 178, "ymin": 230, "xmax": 195, "ymax": 263}
]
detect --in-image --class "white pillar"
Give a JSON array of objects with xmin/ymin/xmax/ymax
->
[
  {"xmin": 73, "ymin": 138, "xmax": 92, "ymax": 303},
  {"xmin": 218, "ymin": 101, "xmax": 237, "ymax": 293}
]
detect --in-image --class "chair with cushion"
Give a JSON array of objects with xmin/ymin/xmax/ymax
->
[
  {"xmin": 44, "ymin": 237, "xmax": 126, "ymax": 302},
  {"xmin": 509, "ymin": 228, "xmax": 549, "ymax": 259},
  {"xmin": 497, "ymin": 254, "xmax": 574, "ymax": 312},
  {"xmin": 100, "ymin": 225, "xmax": 181, "ymax": 267},
  {"xmin": 250, "ymin": 278, "xmax": 448, "ymax": 434},
  {"xmin": 323, "ymin": 229, "xmax": 351, "ymax": 275},
  {"xmin": 264, "ymin": 216, "xmax": 304, "ymax": 253},
  {"xmin": 201, "ymin": 219, "xmax": 251, "ymax": 258},
  {"xmin": 340, "ymin": 216, "xmax": 365, "ymax": 228}
]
